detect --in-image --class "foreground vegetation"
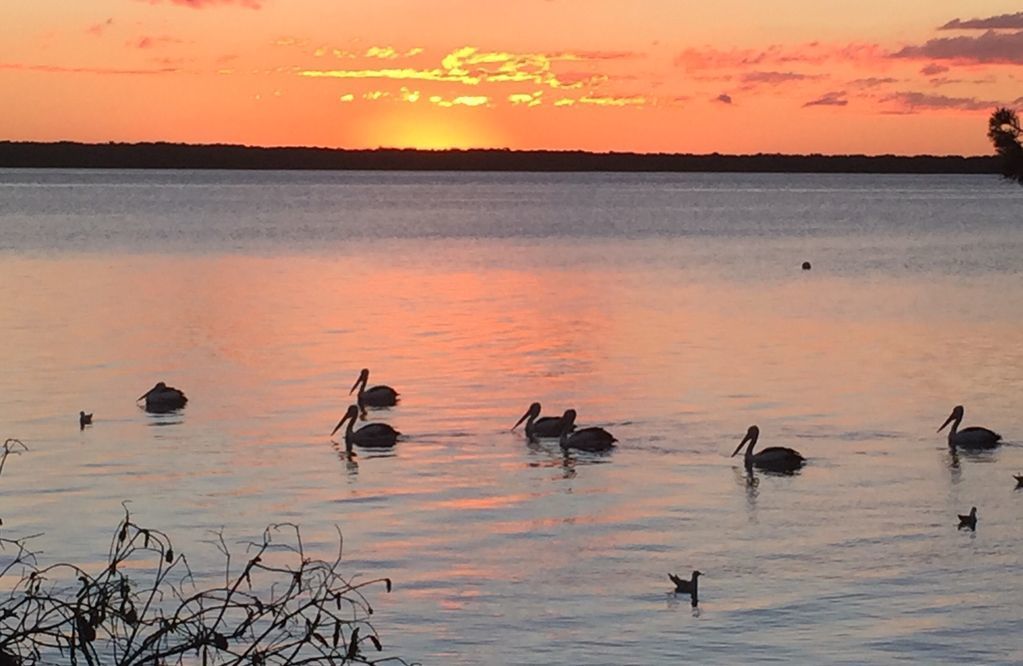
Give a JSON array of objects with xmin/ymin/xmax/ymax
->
[{"xmin": 0, "ymin": 439, "xmax": 409, "ymax": 665}]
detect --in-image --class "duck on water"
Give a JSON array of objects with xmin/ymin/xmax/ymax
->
[
  {"xmin": 731, "ymin": 425, "xmax": 805, "ymax": 473},
  {"xmin": 331, "ymin": 404, "xmax": 400, "ymax": 450},
  {"xmin": 512, "ymin": 402, "xmax": 575, "ymax": 440},
  {"xmin": 938, "ymin": 405, "xmax": 1002, "ymax": 450},
  {"xmin": 350, "ymin": 369, "xmax": 399, "ymax": 408},
  {"xmin": 137, "ymin": 382, "xmax": 187, "ymax": 413}
]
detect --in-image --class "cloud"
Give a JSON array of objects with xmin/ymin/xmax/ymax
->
[
  {"xmin": 920, "ymin": 63, "xmax": 949, "ymax": 76},
  {"xmin": 740, "ymin": 70, "xmax": 813, "ymax": 86},
  {"xmin": 86, "ymin": 18, "xmax": 114, "ymax": 37},
  {"xmin": 129, "ymin": 35, "xmax": 186, "ymax": 49},
  {"xmin": 676, "ymin": 42, "xmax": 884, "ymax": 70},
  {"xmin": 299, "ymin": 46, "xmax": 619, "ymax": 90},
  {"xmin": 883, "ymin": 91, "xmax": 1000, "ymax": 112},
  {"xmin": 139, "ymin": 0, "xmax": 262, "ymax": 9},
  {"xmin": 0, "ymin": 62, "xmax": 177, "ymax": 75},
  {"xmin": 803, "ymin": 91, "xmax": 848, "ymax": 107},
  {"xmin": 848, "ymin": 76, "xmax": 898, "ymax": 88},
  {"xmin": 939, "ymin": 12, "xmax": 1023, "ymax": 30},
  {"xmin": 892, "ymin": 30, "xmax": 1023, "ymax": 64},
  {"xmin": 714, "ymin": 93, "xmax": 733, "ymax": 104}
]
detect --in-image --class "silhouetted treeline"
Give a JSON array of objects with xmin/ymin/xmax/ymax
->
[{"xmin": 0, "ymin": 141, "xmax": 1001, "ymax": 174}]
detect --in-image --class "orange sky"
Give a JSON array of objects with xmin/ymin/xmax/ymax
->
[{"xmin": 2, "ymin": 1, "xmax": 1021, "ymax": 154}]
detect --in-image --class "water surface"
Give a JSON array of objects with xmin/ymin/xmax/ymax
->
[{"xmin": 1, "ymin": 170, "xmax": 1022, "ymax": 663}]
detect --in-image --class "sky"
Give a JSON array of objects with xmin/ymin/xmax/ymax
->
[{"xmin": 2, "ymin": 1, "xmax": 1022, "ymax": 155}]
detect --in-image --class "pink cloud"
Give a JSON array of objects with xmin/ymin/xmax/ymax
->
[
  {"xmin": 893, "ymin": 30, "xmax": 1023, "ymax": 64},
  {"xmin": 86, "ymin": 18, "xmax": 114, "ymax": 36},
  {"xmin": 713, "ymin": 93, "xmax": 733, "ymax": 104},
  {"xmin": 675, "ymin": 42, "xmax": 884, "ymax": 70},
  {"xmin": 741, "ymin": 71, "xmax": 814, "ymax": 86},
  {"xmin": 848, "ymin": 76, "xmax": 899, "ymax": 88},
  {"xmin": 0, "ymin": 62, "xmax": 177, "ymax": 75},
  {"xmin": 803, "ymin": 91, "xmax": 848, "ymax": 107},
  {"xmin": 139, "ymin": 0, "xmax": 262, "ymax": 9},
  {"xmin": 128, "ymin": 35, "xmax": 186, "ymax": 49},
  {"xmin": 920, "ymin": 63, "xmax": 949, "ymax": 76},
  {"xmin": 883, "ymin": 91, "xmax": 1000, "ymax": 112},
  {"xmin": 939, "ymin": 12, "xmax": 1023, "ymax": 30}
]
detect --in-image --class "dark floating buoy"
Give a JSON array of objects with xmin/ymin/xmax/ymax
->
[
  {"xmin": 801, "ymin": 261, "xmax": 812, "ymax": 270},
  {"xmin": 957, "ymin": 506, "xmax": 977, "ymax": 531},
  {"xmin": 668, "ymin": 571, "xmax": 702, "ymax": 606},
  {"xmin": 79, "ymin": 411, "xmax": 93, "ymax": 430}
]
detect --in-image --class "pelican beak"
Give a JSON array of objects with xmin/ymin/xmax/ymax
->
[
  {"xmin": 937, "ymin": 413, "xmax": 955, "ymax": 433},
  {"xmin": 512, "ymin": 410, "xmax": 530, "ymax": 431},
  {"xmin": 348, "ymin": 378, "xmax": 361, "ymax": 395},
  {"xmin": 731, "ymin": 432, "xmax": 752, "ymax": 457},
  {"xmin": 137, "ymin": 387, "xmax": 153, "ymax": 401},
  {"xmin": 330, "ymin": 412, "xmax": 351, "ymax": 437}
]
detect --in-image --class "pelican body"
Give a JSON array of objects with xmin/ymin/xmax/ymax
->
[
  {"xmin": 137, "ymin": 382, "xmax": 187, "ymax": 413},
  {"xmin": 331, "ymin": 404, "xmax": 399, "ymax": 449},
  {"xmin": 958, "ymin": 506, "xmax": 977, "ymax": 531},
  {"xmin": 732, "ymin": 425, "xmax": 805, "ymax": 473},
  {"xmin": 938, "ymin": 405, "xmax": 1001, "ymax": 450},
  {"xmin": 350, "ymin": 369, "xmax": 398, "ymax": 408},
  {"xmin": 558, "ymin": 409, "xmax": 616, "ymax": 452},
  {"xmin": 513, "ymin": 402, "xmax": 575, "ymax": 439},
  {"xmin": 79, "ymin": 411, "xmax": 93, "ymax": 430}
]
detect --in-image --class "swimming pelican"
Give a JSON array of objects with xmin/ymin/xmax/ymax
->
[
  {"xmin": 668, "ymin": 571, "xmax": 702, "ymax": 596},
  {"xmin": 137, "ymin": 382, "xmax": 188, "ymax": 413},
  {"xmin": 512, "ymin": 402, "xmax": 575, "ymax": 439},
  {"xmin": 957, "ymin": 506, "xmax": 977, "ymax": 531},
  {"xmin": 558, "ymin": 409, "xmax": 616, "ymax": 452},
  {"xmin": 331, "ymin": 404, "xmax": 400, "ymax": 449},
  {"xmin": 938, "ymin": 405, "xmax": 1002, "ymax": 450},
  {"xmin": 350, "ymin": 369, "xmax": 399, "ymax": 408},
  {"xmin": 731, "ymin": 425, "xmax": 805, "ymax": 473},
  {"xmin": 79, "ymin": 411, "xmax": 93, "ymax": 430}
]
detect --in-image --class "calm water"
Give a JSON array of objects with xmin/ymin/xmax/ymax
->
[{"xmin": 1, "ymin": 170, "xmax": 1022, "ymax": 664}]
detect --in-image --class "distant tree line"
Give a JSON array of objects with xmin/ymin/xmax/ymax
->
[
  {"xmin": 988, "ymin": 108, "xmax": 1023, "ymax": 185},
  {"xmin": 0, "ymin": 141, "xmax": 1001, "ymax": 174}
]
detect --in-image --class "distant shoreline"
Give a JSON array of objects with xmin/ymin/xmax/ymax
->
[{"xmin": 0, "ymin": 141, "xmax": 999, "ymax": 174}]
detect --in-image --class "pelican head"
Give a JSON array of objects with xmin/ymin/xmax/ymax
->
[
  {"xmin": 137, "ymin": 382, "xmax": 167, "ymax": 401},
  {"xmin": 349, "ymin": 369, "xmax": 370, "ymax": 395},
  {"xmin": 512, "ymin": 402, "xmax": 542, "ymax": 430},
  {"xmin": 938, "ymin": 405, "xmax": 965, "ymax": 433},
  {"xmin": 731, "ymin": 425, "xmax": 760, "ymax": 457},
  {"xmin": 331, "ymin": 404, "xmax": 360, "ymax": 437},
  {"xmin": 559, "ymin": 409, "xmax": 578, "ymax": 435}
]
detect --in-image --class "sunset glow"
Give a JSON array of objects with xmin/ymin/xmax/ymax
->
[{"xmin": 3, "ymin": 1, "xmax": 1022, "ymax": 154}]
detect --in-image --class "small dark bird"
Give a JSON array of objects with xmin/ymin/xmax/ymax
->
[
  {"xmin": 732, "ymin": 425, "xmax": 805, "ymax": 473},
  {"xmin": 558, "ymin": 409, "xmax": 616, "ymax": 452},
  {"xmin": 957, "ymin": 507, "xmax": 977, "ymax": 531},
  {"xmin": 1014, "ymin": 474, "xmax": 1023, "ymax": 488},
  {"xmin": 669, "ymin": 571, "xmax": 702, "ymax": 606},
  {"xmin": 512, "ymin": 402, "xmax": 575, "ymax": 440},
  {"xmin": 79, "ymin": 411, "xmax": 93, "ymax": 430},
  {"xmin": 137, "ymin": 382, "xmax": 188, "ymax": 413},
  {"xmin": 801, "ymin": 261, "xmax": 812, "ymax": 270}
]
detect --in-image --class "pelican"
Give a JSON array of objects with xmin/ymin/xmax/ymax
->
[
  {"xmin": 350, "ymin": 369, "xmax": 399, "ymax": 408},
  {"xmin": 79, "ymin": 411, "xmax": 93, "ymax": 430},
  {"xmin": 331, "ymin": 404, "xmax": 399, "ymax": 449},
  {"xmin": 731, "ymin": 425, "xmax": 805, "ymax": 473},
  {"xmin": 558, "ymin": 409, "xmax": 616, "ymax": 452},
  {"xmin": 938, "ymin": 405, "xmax": 1002, "ymax": 450},
  {"xmin": 512, "ymin": 402, "xmax": 575, "ymax": 439},
  {"xmin": 137, "ymin": 382, "xmax": 187, "ymax": 413},
  {"xmin": 668, "ymin": 571, "xmax": 702, "ymax": 596},
  {"xmin": 957, "ymin": 506, "xmax": 977, "ymax": 531}
]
